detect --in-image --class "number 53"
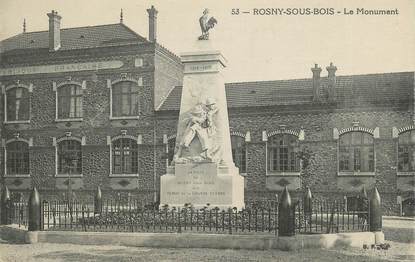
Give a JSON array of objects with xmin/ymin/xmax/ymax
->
[{"xmin": 231, "ymin": 8, "xmax": 240, "ymax": 15}]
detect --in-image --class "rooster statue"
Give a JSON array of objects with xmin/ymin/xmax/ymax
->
[{"xmin": 198, "ymin": 9, "xmax": 217, "ymax": 40}]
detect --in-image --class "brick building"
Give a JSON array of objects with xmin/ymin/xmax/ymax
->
[
  {"xmin": 1, "ymin": 7, "xmax": 414, "ymax": 214},
  {"xmin": 159, "ymin": 69, "xmax": 415, "ymax": 214},
  {"xmin": 0, "ymin": 7, "xmax": 182, "ymax": 203}
]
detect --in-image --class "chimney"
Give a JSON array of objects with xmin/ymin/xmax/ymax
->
[
  {"xmin": 311, "ymin": 64, "xmax": 322, "ymax": 102},
  {"xmin": 120, "ymin": 9, "xmax": 124, "ymax": 24},
  {"xmin": 47, "ymin": 10, "xmax": 62, "ymax": 51},
  {"xmin": 326, "ymin": 62, "xmax": 337, "ymax": 102},
  {"xmin": 147, "ymin": 5, "xmax": 158, "ymax": 42}
]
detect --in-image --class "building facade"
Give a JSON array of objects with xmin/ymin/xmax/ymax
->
[
  {"xmin": 0, "ymin": 8, "xmax": 183, "ymax": 203},
  {"xmin": 1, "ymin": 8, "xmax": 414, "ymax": 214},
  {"xmin": 158, "ymin": 69, "xmax": 415, "ymax": 214}
]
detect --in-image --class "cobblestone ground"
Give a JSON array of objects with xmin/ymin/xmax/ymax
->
[{"xmin": 0, "ymin": 217, "xmax": 413, "ymax": 262}]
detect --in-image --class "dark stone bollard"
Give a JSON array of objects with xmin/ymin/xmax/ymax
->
[
  {"xmin": 278, "ymin": 186, "xmax": 295, "ymax": 236},
  {"xmin": 369, "ymin": 187, "xmax": 382, "ymax": 232},
  {"xmin": 1, "ymin": 186, "xmax": 11, "ymax": 225},
  {"xmin": 304, "ymin": 187, "xmax": 312, "ymax": 215},
  {"xmin": 359, "ymin": 186, "xmax": 369, "ymax": 214},
  {"xmin": 94, "ymin": 186, "xmax": 102, "ymax": 215},
  {"xmin": 28, "ymin": 187, "xmax": 41, "ymax": 231}
]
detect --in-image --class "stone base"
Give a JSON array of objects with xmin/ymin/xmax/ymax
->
[
  {"xmin": 160, "ymin": 162, "xmax": 244, "ymax": 209},
  {"xmin": 31, "ymin": 230, "xmax": 382, "ymax": 250}
]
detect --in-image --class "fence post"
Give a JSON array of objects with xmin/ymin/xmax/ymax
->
[
  {"xmin": 94, "ymin": 186, "xmax": 102, "ymax": 215},
  {"xmin": 228, "ymin": 208, "xmax": 232, "ymax": 234},
  {"xmin": 369, "ymin": 187, "xmax": 382, "ymax": 232},
  {"xmin": 361, "ymin": 186, "xmax": 368, "ymax": 198},
  {"xmin": 304, "ymin": 187, "xmax": 312, "ymax": 232},
  {"xmin": 274, "ymin": 194, "xmax": 278, "ymax": 236},
  {"xmin": 278, "ymin": 186, "xmax": 295, "ymax": 236},
  {"xmin": 28, "ymin": 187, "xmax": 41, "ymax": 231},
  {"xmin": 343, "ymin": 195, "xmax": 347, "ymax": 212},
  {"xmin": 304, "ymin": 187, "xmax": 312, "ymax": 215},
  {"xmin": 0, "ymin": 186, "xmax": 11, "ymax": 225},
  {"xmin": 177, "ymin": 207, "xmax": 182, "ymax": 233}
]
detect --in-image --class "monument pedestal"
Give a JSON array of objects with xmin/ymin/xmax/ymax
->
[
  {"xmin": 160, "ymin": 163, "xmax": 244, "ymax": 209},
  {"xmin": 160, "ymin": 44, "xmax": 245, "ymax": 209}
]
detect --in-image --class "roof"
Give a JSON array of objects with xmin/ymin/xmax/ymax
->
[
  {"xmin": 0, "ymin": 23, "xmax": 147, "ymax": 53},
  {"xmin": 158, "ymin": 72, "xmax": 414, "ymax": 111}
]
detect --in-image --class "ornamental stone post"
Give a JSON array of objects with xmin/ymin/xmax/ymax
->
[
  {"xmin": 278, "ymin": 186, "xmax": 295, "ymax": 236},
  {"xmin": 0, "ymin": 186, "xmax": 11, "ymax": 225},
  {"xmin": 28, "ymin": 187, "xmax": 41, "ymax": 231},
  {"xmin": 304, "ymin": 187, "xmax": 312, "ymax": 215},
  {"xmin": 94, "ymin": 186, "xmax": 102, "ymax": 215},
  {"xmin": 369, "ymin": 187, "xmax": 382, "ymax": 232}
]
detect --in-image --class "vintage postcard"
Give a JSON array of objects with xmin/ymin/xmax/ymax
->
[{"xmin": 0, "ymin": 0, "xmax": 414, "ymax": 261}]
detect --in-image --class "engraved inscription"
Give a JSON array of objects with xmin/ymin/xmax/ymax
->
[
  {"xmin": 190, "ymin": 65, "xmax": 212, "ymax": 71},
  {"xmin": 0, "ymin": 60, "xmax": 124, "ymax": 76}
]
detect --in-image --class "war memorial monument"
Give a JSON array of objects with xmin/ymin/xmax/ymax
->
[
  {"xmin": 1, "ymin": 4, "xmax": 404, "ymax": 260},
  {"xmin": 160, "ymin": 9, "xmax": 245, "ymax": 209}
]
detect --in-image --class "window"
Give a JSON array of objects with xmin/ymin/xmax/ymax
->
[
  {"xmin": 268, "ymin": 134, "xmax": 299, "ymax": 172},
  {"xmin": 231, "ymin": 135, "xmax": 247, "ymax": 173},
  {"xmin": 112, "ymin": 138, "xmax": 138, "ymax": 174},
  {"xmin": 339, "ymin": 132, "xmax": 374, "ymax": 172},
  {"xmin": 6, "ymin": 141, "xmax": 29, "ymax": 175},
  {"xmin": 57, "ymin": 84, "xmax": 83, "ymax": 119},
  {"xmin": 398, "ymin": 130, "xmax": 415, "ymax": 172},
  {"xmin": 6, "ymin": 87, "xmax": 30, "ymax": 122},
  {"xmin": 112, "ymin": 81, "xmax": 140, "ymax": 117},
  {"xmin": 57, "ymin": 140, "xmax": 82, "ymax": 175},
  {"xmin": 167, "ymin": 138, "xmax": 176, "ymax": 166}
]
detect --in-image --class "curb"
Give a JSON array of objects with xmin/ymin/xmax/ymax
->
[
  {"xmin": 0, "ymin": 225, "xmax": 384, "ymax": 251},
  {"xmin": 383, "ymin": 216, "xmax": 415, "ymax": 221},
  {"xmin": 0, "ymin": 225, "xmax": 27, "ymax": 243}
]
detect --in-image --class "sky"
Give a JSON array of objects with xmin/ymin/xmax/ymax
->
[{"xmin": 0, "ymin": 0, "xmax": 414, "ymax": 82}]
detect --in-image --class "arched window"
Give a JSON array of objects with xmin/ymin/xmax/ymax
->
[
  {"xmin": 167, "ymin": 138, "xmax": 176, "ymax": 166},
  {"xmin": 112, "ymin": 81, "xmax": 140, "ymax": 117},
  {"xmin": 112, "ymin": 138, "xmax": 138, "ymax": 174},
  {"xmin": 6, "ymin": 141, "xmax": 29, "ymax": 175},
  {"xmin": 339, "ymin": 132, "xmax": 374, "ymax": 172},
  {"xmin": 231, "ymin": 135, "xmax": 247, "ymax": 173},
  {"xmin": 6, "ymin": 87, "xmax": 30, "ymax": 122},
  {"xmin": 57, "ymin": 140, "xmax": 82, "ymax": 175},
  {"xmin": 268, "ymin": 134, "xmax": 299, "ymax": 172},
  {"xmin": 398, "ymin": 130, "xmax": 415, "ymax": 172},
  {"xmin": 57, "ymin": 84, "xmax": 83, "ymax": 119}
]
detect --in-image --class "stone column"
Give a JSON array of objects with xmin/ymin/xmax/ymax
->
[
  {"xmin": 160, "ymin": 42, "xmax": 244, "ymax": 209},
  {"xmin": 175, "ymin": 44, "xmax": 233, "ymax": 167}
]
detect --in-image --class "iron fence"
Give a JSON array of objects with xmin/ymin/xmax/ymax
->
[
  {"xmin": 294, "ymin": 199, "xmax": 369, "ymax": 234},
  {"xmin": 40, "ymin": 198, "xmax": 370, "ymax": 235},
  {"xmin": 1, "ymin": 186, "xmax": 381, "ymax": 235},
  {"xmin": 42, "ymin": 200, "xmax": 280, "ymax": 235},
  {"xmin": 0, "ymin": 201, "xmax": 28, "ymax": 228}
]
